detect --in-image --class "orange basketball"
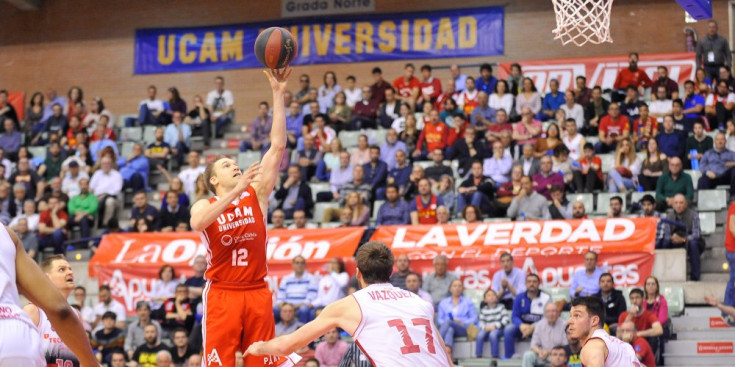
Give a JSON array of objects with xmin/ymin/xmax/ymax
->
[{"xmin": 254, "ymin": 27, "xmax": 298, "ymax": 69}]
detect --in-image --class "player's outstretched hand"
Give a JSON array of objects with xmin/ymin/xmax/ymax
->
[
  {"xmin": 244, "ymin": 341, "xmax": 267, "ymax": 357},
  {"xmin": 264, "ymin": 67, "xmax": 292, "ymax": 93},
  {"xmin": 235, "ymin": 162, "xmax": 261, "ymax": 193}
]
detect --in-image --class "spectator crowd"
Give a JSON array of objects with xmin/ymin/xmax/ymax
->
[{"xmin": 2, "ymin": 19, "xmax": 734, "ymax": 366}]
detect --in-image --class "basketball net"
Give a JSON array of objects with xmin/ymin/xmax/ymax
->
[{"xmin": 551, "ymin": 0, "xmax": 613, "ymax": 46}]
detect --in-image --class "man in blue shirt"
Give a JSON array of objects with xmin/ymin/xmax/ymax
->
[
  {"xmin": 491, "ymin": 252, "xmax": 527, "ymax": 310},
  {"xmin": 450, "ymin": 64, "xmax": 468, "ymax": 93},
  {"xmin": 376, "ymin": 184, "xmax": 410, "ymax": 225},
  {"xmin": 569, "ymin": 251, "xmax": 605, "ymax": 299},
  {"xmin": 379, "ymin": 129, "xmax": 406, "ymax": 171},
  {"xmin": 539, "ymin": 79, "xmax": 565, "ymax": 121},
  {"xmin": 275, "ymin": 255, "xmax": 318, "ymax": 323},
  {"xmin": 164, "ymin": 111, "xmax": 192, "ymax": 167},
  {"xmin": 285, "ymin": 101, "xmax": 303, "ymax": 149},
  {"xmin": 90, "ymin": 137, "xmax": 119, "ymax": 163},
  {"xmin": 682, "ymin": 80, "xmax": 705, "ymax": 119},
  {"xmin": 698, "ymin": 132, "xmax": 735, "ymax": 194},
  {"xmin": 475, "ymin": 63, "xmax": 498, "ymax": 95},
  {"xmin": 503, "ymin": 274, "xmax": 550, "ymax": 359},
  {"xmin": 118, "ymin": 143, "xmax": 150, "ymax": 192},
  {"xmin": 470, "ymin": 92, "xmax": 495, "ymax": 129},
  {"xmin": 656, "ymin": 115, "xmax": 685, "ymax": 160},
  {"xmin": 382, "ymin": 149, "xmax": 411, "ymax": 200},
  {"xmin": 363, "ymin": 146, "xmax": 388, "ymax": 191}
]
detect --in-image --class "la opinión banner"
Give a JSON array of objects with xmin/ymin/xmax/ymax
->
[
  {"xmin": 370, "ymin": 218, "xmax": 657, "ymax": 290},
  {"xmin": 498, "ymin": 52, "xmax": 696, "ymax": 94},
  {"xmin": 89, "ymin": 228, "xmax": 363, "ymax": 315},
  {"xmin": 134, "ymin": 6, "xmax": 504, "ymax": 74}
]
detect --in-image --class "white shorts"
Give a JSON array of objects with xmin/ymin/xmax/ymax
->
[{"xmin": 0, "ymin": 319, "xmax": 43, "ymax": 367}]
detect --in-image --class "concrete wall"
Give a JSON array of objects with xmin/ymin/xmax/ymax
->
[{"xmin": 0, "ymin": 0, "xmax": 728, "ymax": 117}]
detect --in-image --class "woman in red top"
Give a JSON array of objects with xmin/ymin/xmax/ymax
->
[{"xmin": 63, "ymin": 115, "xmax": 85, "ymax": 149}]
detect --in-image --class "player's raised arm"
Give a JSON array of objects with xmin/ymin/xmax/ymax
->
[
  {"xmin": 254, "ymin": 67, "xmax": 292, "ymax": 210},
  {"xmin": 190, "ymin": 162, "xmax": 260, "ymax": 231},
  {"xmin": 10, "ymin": 225, "xmax": 100, "ymax": 367}
]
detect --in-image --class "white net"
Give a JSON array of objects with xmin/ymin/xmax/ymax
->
[{"xmin": 551, "ymin": 0, "xmax": 614, "ymax": 46}]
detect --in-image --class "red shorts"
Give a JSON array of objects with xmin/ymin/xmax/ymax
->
[{"xmin": 202, "ymin": 281, "xmax": 298, "ymax": 367}]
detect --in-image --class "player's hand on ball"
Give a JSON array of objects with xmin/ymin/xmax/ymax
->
[
  {"xmin": 264, "ymin": 67, "xmax": 293, "ymax": 92},
  {"xmin": 244, "ymin": 341, "xmax": 266, "ymax": 356}
]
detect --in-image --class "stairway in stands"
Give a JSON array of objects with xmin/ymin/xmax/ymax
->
[{"xmin": 665, "ymin": 307, "xmax": 735, "ymax": 367}]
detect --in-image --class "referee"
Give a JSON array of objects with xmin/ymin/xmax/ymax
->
[
  {"xmin": 338, "ymin": 343, "xmax": 374, "ymax": 367},
  {"xmin": 696, "ymin": 20, "xmax": 732, "ymax": 81}
]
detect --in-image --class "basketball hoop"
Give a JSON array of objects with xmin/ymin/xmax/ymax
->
[{"xmin": 551, "ymin": 0, "xmax": 613, "ymax": 46}]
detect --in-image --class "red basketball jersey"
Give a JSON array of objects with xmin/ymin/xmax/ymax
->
[{"xmin": 200, "ymin": 186, "xmax": 268, "ymax": 284}]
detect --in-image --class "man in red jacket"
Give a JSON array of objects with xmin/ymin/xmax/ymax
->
[{"xmin": 613, "ymin": 52, "xmax": 653, "ymax": 103}]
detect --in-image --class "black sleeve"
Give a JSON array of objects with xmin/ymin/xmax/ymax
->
[
  {"xmin": 273, "ymin": 179, "xmax": 288, "ymax": 200},
  {"xmin": 300, "ymin": 183, "xmax": 314, "ymax": 215},
  {"xmin": 613, "ymin": 294, "xmax": 628, "ymax": 324}
]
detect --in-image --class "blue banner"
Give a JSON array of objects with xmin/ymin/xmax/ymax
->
[{"xmin": 134, "ymin": 7, "xmax": 504, "ymax": 74}]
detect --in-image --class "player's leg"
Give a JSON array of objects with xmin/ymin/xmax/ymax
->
[
  {"xmin": 202, "ymin": 284, "xmax": 243, "ymax": 367},
  {"xmin": 241, "ymin": 287, "xmax": 300, "ymax": 367}
]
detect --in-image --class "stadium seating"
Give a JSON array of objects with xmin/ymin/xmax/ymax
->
[
  {"xmin": 237, "ymin": 151, "xmax": 261, "ymax": 168},
  {"xmin": 595, "ymin": 192, "xmax": 628, "ymax": 214},
  {"xmin": 698, "ymin": 189, "xmax": 728, "ymax": 211}
]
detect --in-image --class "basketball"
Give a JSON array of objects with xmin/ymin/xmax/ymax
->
[{"xmin": 254, "ymin": 27, "xmax": 298, "ymax": 69}]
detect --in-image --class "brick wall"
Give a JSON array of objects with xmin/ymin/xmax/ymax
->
[{"xmin": 0, "ymin": 0, "xmax": 728, "ymax": 120}]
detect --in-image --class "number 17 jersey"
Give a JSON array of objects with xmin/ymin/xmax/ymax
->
[
  {"xmin": 351, "ymin": 283, "xmax": 451, "ymax": 367},
  {"xmin": 200, "ymin": 186, "xmax": 267, "ymax": 284}
]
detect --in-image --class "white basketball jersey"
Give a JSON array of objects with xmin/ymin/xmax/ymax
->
[
  {"xmin": 0, "ymin": 224, "xmax": 34, "ymax": 328},
  {"xmin": 351, "ymin": 283, "xmax": 451, "ymax": 367},
  {"xmin": 37, "ymin": 308, "xmax": 80, "ymax": 367},
  {"xmin": 587, "ymin": 329, "xmax": 641, "ymax": 367},
  {"xmin": 0, "ymin": 224, "xmax": 43, "ymax": 366}
]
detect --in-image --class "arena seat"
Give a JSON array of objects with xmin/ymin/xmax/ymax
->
[
  {"xmin": 121, "ymin": 126, "xmax": 142, "ymax": 142},
  {"xmin": 308, "ymin": 182, "xmax": 330, "ymax": 202},
  {"xmin": 237, "ymin": 151, "xmax": 261, "ymax": 169},
  {"xmin": 685, "ymin": 170, "xmax": 702, "ymax": 190},
  {"xmin": 568, "ymin": 193, "xmax": 593, "ymax": 213},
  {"xmin": 464, "ymin": 289, "xmax": 485, "ymax": 310},
  {"xmin": 338, "ymin": 131, "xmax": 361, "ymax": 148},
  {"xmin": 414, "ymin": 161, "xmax": 433, "ymax": 170},
  {"xmin": 365, "ymin": 129, "xmax": 387, "ymax": 146},
  {"xmin": 697, "ymin": 189, "xmax": 727, "ymax": 211},
  {"xmin": 699, "ymin": 211, "xmax": 716, "ymax": 235},
  {"xmin": 631, "ymin": 191, "xmax": 655, "ymax": 204},
  {"xmin": 313, "ymin": 202, "xmax": 339, "ymax": 223},
  {"xmin": 595, "ymin": 192, "xmax": 627, "ymax": 214},
  {"xmin": 637, "ymin": 151, "xmax": 646, "ymax": 162},
  {"xmin": 662, "ymin": 286, "xmax": 685, "ymax": 317},
  {"xmin": 118, "ymin": 114, "xmax": 136, "ymax": 128},
  {"xmin": 120, "ymin": 141, "xmax": 136, "ymax": 158},
  {"xmin": 598, "ymin": 153, "xmax": 614, "ymax": 173},
  {"xmin": 541, "ymin": 287, "xmax": 571, "ymax": 304},
  {"xmin": 371, "ymin": 200, "xmax": 385, "ymax": 222},
  {"xmin": 320, "ymin": 222, "xmax": 341, "ymax": 228},
  {"xmin": 143, "ymin": 125, "xmax": 158, "ymax": 144},
  {"xmin": 28, "ymin": 146, "xmax": 46, "ymax": 160}
]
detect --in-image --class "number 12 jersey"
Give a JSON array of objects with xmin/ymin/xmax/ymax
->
[{"xmin": 200, "ymin": 186, "xmax": 268, "ymax": 284}]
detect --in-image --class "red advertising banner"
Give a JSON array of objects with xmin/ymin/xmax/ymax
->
[
  {"xmin": 697, "ymin": 342, "xmax": 734, "ymax": 354},
  {"xmin": 497, "ymin": 52, "xmax": 696, "ymax": 94},
  {"xmin": 369, "ymin": 218, "xmax": 657, "ymax": 290},
  {"xmin": 8, "ymin": 92, "xmax": 25, "ymax": 121},
  {"xmin": 89, "ymin": 228, "xmax": 364, "ymax": 315}
]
